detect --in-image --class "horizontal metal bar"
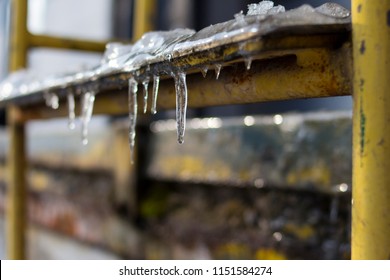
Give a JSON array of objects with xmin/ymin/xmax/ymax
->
[
  {"xmin": 13, "ymin": 43, "xmax": 351, "ymax": 123},
  {"xmin": 28, "ymin": 34, "xmax": 107, "ymax": 52}
]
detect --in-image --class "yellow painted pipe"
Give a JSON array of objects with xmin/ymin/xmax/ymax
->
[
  {"xmin": 352, "ymin": 0, "xmax": 390, "ymax": 259},
  {"xmin": 133, "ymin": 0, "xmax": 156, "ymax": 41},
  {"xmin": 9, "ymin": 0, "xmax": 28, "ymax": 71},
  {"xmin": 6, "ymin": 106, "xmax": 27, "ymax": 260},
  {"xmin": 7, "ymin": 0, "xmax": 28, "ymax": 260},
  {"xmin": 29, "ymin": 34, "xmax": 107, "ymax": 52}
]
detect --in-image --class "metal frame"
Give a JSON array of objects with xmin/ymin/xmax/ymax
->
[{"xmin": 4, "ymin": 0, "xmax": 390, "ymax": 259}]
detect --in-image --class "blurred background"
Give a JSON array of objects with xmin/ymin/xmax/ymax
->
[{"xmin": 0, "ymin": 0, "xmax": 352, "ymax": 259}]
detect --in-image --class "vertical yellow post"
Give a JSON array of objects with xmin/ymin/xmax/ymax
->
[
  {"xmin": 352, "ymin": 0, "xmax": 390, "ymax": 259},
  {"xmin": 7, "ymin": 0, "xmax": 28, "ymax": 259},
  {"xmin": 133, "ymin": 0, "xmax": 156, "ymax": 40},
  {"xmin": 9, "ymin": 0, "xmax": 28, "ymax": 71},
  {"xmin": 7, "ymin": 107, "xmax": 27, "ymax": 260}
]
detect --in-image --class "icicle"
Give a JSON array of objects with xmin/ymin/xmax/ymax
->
[
  {"xmin": 80, "ymin": 91, "xmax": 95, "ymax": 145},
  {"xmin": 151, "ymin": 75, "xmax": 160, "ymax": 115},
  {"xmin": 128, "ymin": 77, "xmax": 138, "ymax": 163},
  {"xmin": 245, "ymin": 57, "xmax": 252, "ymax": 70},
  {"xmin": 173, "ymin": 72, "xmax": 188, "ymax": 144},
  {"xmin": 200, "ymin": 66, "xmax": 208, "ymax": 78},
  {"xmin": 142, "ymin": 77, "xmax": 150, "ymax": 114},
  {"xmin": 67, "ymin": 92, "xmax": 76, "ymax": 130},
  {"xmin": 214, "ymin": 64, "xmax": 222, "ymax": 80},
  {"xmin": 44, "ymin": 92, "xmax": 59, "ymax": 109}
]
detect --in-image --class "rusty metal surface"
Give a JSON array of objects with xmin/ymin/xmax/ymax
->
[{"xmin": 147, "ymin": 111, "xmax": 352, "ymax": 193}]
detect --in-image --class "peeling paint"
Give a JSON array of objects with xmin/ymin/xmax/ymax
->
[
  {"xmin": 360, "ymin": 40, "xmax": 366, "ymax": 54},
  {"xmin": 360, "ymin": 96, "xmax": 366, "ymax": 156},
  {"xmin": 357, "ymin": 4, "xmax": 362, "ymax": 13}
]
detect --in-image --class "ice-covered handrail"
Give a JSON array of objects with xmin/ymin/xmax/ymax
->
[{"xmin": 0, "ymin": 2, "xmax": 350, "ymax": 160}]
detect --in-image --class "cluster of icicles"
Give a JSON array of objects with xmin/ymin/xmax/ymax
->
[
  {"xmin": 52, "ymin": 63, "xmax": 229, "ymax": 163},
  {"xmin": 0, "ymin": 1, "xmax": 351, "ymax": 163}
]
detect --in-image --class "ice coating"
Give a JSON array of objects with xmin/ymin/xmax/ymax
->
[
  {"xmin": 67, "ymin": 92, "xmax": 76, "ymax": 130},
  {"xmin": 247, "ymin": 1, "xmax": 275, "ymax": 16},
  {"xmin": 151, "ymin": 75, "xmax": 160, "ymax": 115},
  {"xmin": 80, "ymin": 91, "xmax": 96, "ymax": 145},
  {"xmin": 0, "ymin": 70, "xmax": 45, "ymax": 100},
  {"xmin": 234, "ymin": 11, "xmax": 246, "ymax": 26},
  {"xmin": 173, "ymin": 72, "xmax": 188, "ymax": 144},
  {"xmin": 315, "ymin": 3, "xmax": 350, "ymax": 18},
  {"xmin": 142, "ymin": 77, "xmax": 150, "ymax": 114},
  {"xmin": 119, "ymin": 29, "xmax": 195, "ymax": 72},
  {"xmin": 128, "ymin": 77, "xmax": 138, "ymax": 163}
]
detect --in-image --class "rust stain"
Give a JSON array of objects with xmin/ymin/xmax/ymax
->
[{"xmin": 357, "ymin": 4, "xmax": 362, "ymax": 13}]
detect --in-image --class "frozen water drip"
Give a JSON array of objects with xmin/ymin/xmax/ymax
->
[
  {"xmin": 80, "ymin": 91, "xmax": 96, "ymax": 145},
  {"xmin": 142, "ymin": 77, "xmax": 150, "ymax": 114},
  {"xmin": 67, "ymin": 92, "xmax": 76, "ymax": 130},
  {"xmin": 44, "ymin": 92, "xmax": 59, "ymax": 110},
  {"xmin": 173, "ymin": 72, "xmax": 188, "ymax": 144},
  {"xmin": 128, "ymin": 77, "xmax": 138, "ymax": 163},
  {"xmin": 245, "ymin": 57, "xmax": 252, "ymax": 70},
  {"xmin": 214, "ymin": 64, "xmax": 222, "ymax": 80},
  {"xmin": 200, "ymin": 66, "xmax": 208, "ymax": 78},
  {"xmin": 151, "ymin": 75, "xmax": 160, "ymax": 115}
]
